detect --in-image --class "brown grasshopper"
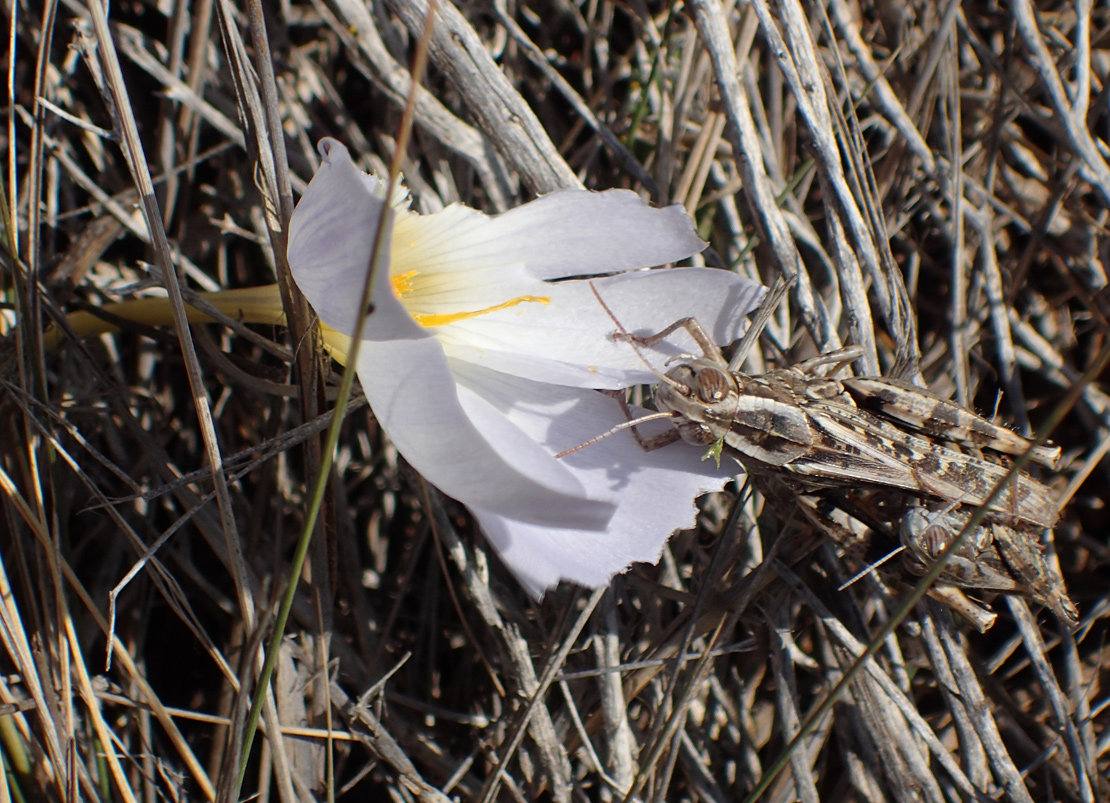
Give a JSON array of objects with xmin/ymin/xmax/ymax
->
[
  {"xmin": 899, "ymin": 504, "xmax": 1077, "ymax": 625},
  {"xmin": 600, "ymin": 297, "xmax": 1076, "ymax": 626},
  {"xmin": 632, "ymin": 320, "xmax": 1057, "ymax": 530}
]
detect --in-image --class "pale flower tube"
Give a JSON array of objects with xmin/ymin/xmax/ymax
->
[{"xmin": 288, "ymin": 138, "xmax": 765, "ymax": 597}]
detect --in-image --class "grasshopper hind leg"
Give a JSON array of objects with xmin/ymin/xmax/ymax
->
[{"xmin": 994, "ymin": 528, "xmax": 1079, "ymax": 627}]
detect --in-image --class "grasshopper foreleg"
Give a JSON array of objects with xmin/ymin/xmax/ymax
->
[{"xmin": 612, "ymin": 317, "xmax": 725, "ymax": 367}]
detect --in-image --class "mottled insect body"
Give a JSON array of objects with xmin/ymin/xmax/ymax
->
[
  {"xmin": 612, "ymin": 311, "xmax": 1076, "ymax": 627},
  {"xmin": 651, "ymin": 338, "xmax": 1059, "ymax": 531},
  {"xmin": 790, "ymin": 392, "xmax": 1059, "ymax": 529},
  {"xmin": 842, "ymin": 377, "xmax": 1062, "ymax": 469}
]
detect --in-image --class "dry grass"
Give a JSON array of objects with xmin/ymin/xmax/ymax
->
[{"xmin": 2, "ymin": 0, "xmax": 1109, "ymax": 800}]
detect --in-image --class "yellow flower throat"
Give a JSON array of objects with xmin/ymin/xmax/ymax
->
[{"xmin": 390, "ymin": 270, "xmax": 550, "ymax": 327}]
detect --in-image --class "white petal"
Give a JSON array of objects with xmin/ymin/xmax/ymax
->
[
  {"xmin": 439, "ymin": 268, "xmax": 767, "ymax": 388},
  {"xmin": 356, "ymin": 337, "xmax": 615, "ymax": 528},
  {"xmin": 454, "ymin": 363, "xmax": 733, "ymax": 597},
  {"xmin": 392, "ymin": 188, "xmax": 706, "ymax": 282},
  {"xmin": 288, "ymin": 138, "xmax": 424, "ymax": 340}
]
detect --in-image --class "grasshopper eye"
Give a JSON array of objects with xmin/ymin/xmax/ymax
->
[
  {"xmin": 921, "ymin": 524, "xmax": 949, "ymax": 558},
  {"xmin": 695, "ymin": 367, "xmax": 731, "ymax": 403}
]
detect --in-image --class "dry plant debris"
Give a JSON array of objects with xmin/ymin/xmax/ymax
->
[{"xmin": 1, "ymin": 0, "xmax": 1108, "ymax": 800}]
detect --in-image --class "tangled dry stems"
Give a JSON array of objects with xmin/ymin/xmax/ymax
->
[{"xmin": 1, "ymin": 0, "xmax": 1108, "ymax": 800}]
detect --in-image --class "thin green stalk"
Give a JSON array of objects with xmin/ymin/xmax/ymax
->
[{"xmin": 233, "ymin": 0, "xmax": 440, "ymax": 794}]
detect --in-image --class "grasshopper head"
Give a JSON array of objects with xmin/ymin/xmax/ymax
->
[{"xmin": 656, "ymin": 360, "xmax": 739, "ymax": 446}]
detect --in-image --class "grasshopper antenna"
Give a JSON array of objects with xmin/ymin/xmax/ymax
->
[
  {"xmin": 728, "ymin": 274, "xmax": 795, "ymax": 372},
  {"xmin": 837, "ymin": 546, "xmax": 906, "ymax": 591},
  {"xmin": 554, "ymin": 411, "xmax": 679, "ymax": 458}
]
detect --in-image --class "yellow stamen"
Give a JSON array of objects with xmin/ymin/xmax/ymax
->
[
  {"xmin": 412, "ymin": 295, "xmax": 550, "ymax": 328},
  {"xmin": 391, "ymin": 270, "xmax": 418, "ymax": 297}
]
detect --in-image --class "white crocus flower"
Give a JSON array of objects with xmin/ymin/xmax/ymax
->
[{"xmin": 288, "ymin": 138, "xmax": 765, "ymax": 597}]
